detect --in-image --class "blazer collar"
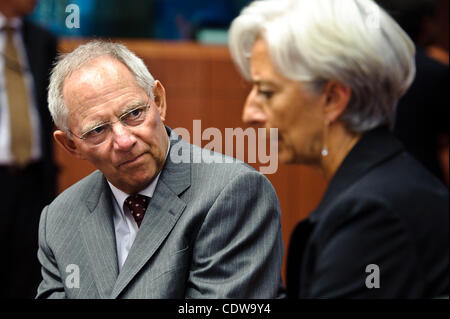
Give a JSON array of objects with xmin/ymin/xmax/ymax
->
[
  {"xmin": 81, "ymin": 173, "xmax": 120, "ymax": 299},
  {"xmin": 157, "ymin": 126, "xmax": 192, "ymax": 197},
  {"xmin": 309, "ymin": 126, "xmax": 404, "ymax": 223}
]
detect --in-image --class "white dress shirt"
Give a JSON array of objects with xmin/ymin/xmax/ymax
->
[
  {"xmin": 0, "ymin": 13, "xmax": 42, "ymax": 164},
  {"xmin": 108, "ymin": 141, "xmax": 169, "ymax": 271}
]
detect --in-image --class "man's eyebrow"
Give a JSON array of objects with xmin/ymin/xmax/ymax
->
[
  {"xmin": 79, "ymin": 100, "xmax": 148, "ymax": 134},
  {"xmin": 119, "ymin": 100, "xmax": 147, "ymax": 114},
  {"xmin": 81, "ymin": 120, "xmax": 108, "ymax": 134}
]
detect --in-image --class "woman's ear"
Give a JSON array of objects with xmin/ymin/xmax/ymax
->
[
  {"xmin": 323, "ymin": 81, "xmax": 351, "ymax": 124},
  {"xmin": 53, "ymin": 130, "xmax": 85, "ymax": 160},
  {"xmin": 152, "ymin": 80, "xmax": 167, "ymax": 121}
]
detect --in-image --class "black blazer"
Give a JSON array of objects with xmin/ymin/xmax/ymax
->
[
  {"xmin": 287, "ymin": 127, "xmax": 449, "ymax": 298},
  {"xmin": 21, "ymin": 19, "xmax": 58, "ymax": 202}
]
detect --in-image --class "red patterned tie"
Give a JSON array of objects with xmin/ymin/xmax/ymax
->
[{"xmin": 124, "ymin": 194, "xmax": 149, "ymax": 227}]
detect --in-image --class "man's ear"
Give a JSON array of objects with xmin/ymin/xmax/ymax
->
[
  {"xmin": 152, "ymin": 80, "xmax": 167, "ymax": 121},
  {"xmin": 53, "ymin": 130, "xmax": 85, "ymax": 160},
  {"xmin": 322, "ymin": 81, "xmax": 351, "ymax": 124}
]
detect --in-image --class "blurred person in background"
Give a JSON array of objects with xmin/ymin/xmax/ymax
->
[
  {"xmin": 376, "ymin": 0, "xmax": 449, "ymax": 186},
  {"xmin": 0, "ymin": 0, "xmax": 57, "ymax": 298},
  {"xmin": 230, "ymin": 0, "xmax": 448, "ymax": 298}
]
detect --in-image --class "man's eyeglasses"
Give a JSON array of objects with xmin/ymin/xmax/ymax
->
[{"xmin": 69, "ymin": 103, "xmax": 151, "ymax": 146}]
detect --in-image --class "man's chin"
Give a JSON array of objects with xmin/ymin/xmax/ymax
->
[{"xmin": 106, "ymin": 170, "xmax": 156, "ymax": 194}]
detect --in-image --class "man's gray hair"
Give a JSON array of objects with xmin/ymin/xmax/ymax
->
[
  {"xmin": 229, "ymin": 0, "xmax": 416, "ymax": 133},
  {"xmin": 48, "ymin": 40, "xmax": 156, "ymax": 131}
]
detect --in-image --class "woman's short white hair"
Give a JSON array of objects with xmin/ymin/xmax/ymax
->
[
  {"xmin": 48, "ymin": 40, "xmax": 155, "ymax": 131},
  {"xmin": 229, "ymin": 0, "xmax": 416, "ymax": 133}
]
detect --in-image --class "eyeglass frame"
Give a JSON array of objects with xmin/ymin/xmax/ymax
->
[{"xmin": 68, "ymin": 100, "xmax": 152, "ymax": 146}]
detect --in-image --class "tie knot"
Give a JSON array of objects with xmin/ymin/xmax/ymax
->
[
  {"xmin": 1, "ymin": 25, "xmax": 16, "ymax": 36},
  {"xmin": 125, "ymin": 194, "xmax": 149, "ymax": 227}
]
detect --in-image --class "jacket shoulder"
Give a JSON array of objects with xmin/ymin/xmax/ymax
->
[{"xmin": 46, "ymin": 170, "xmax": 103, "ymax": 215}]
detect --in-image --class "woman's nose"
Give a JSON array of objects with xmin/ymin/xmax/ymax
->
[{"xmin": 242, "ymin": 89, "xmax": 267, "ymax": 125}]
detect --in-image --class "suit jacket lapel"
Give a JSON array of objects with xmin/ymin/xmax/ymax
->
[
  {"xmin": 80, "ymin": 174, "xmax": 119, "ymax": 299},
  {"xmin": 110, "ymin": 128, "xmax": 191, "ymax": 298}
]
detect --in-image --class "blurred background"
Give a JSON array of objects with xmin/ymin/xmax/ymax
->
[
  {"xmin": 14, "ymin": 0, "xmax": 450, "ymax": 285},
  {"xmin": 28, "ymin": 0, "xmax": 252, "ymax": 42}
]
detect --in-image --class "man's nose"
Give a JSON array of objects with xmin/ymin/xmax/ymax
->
[
  {"xmin": 242, "ymin": 89, "xmax": 267, "ymax": 125},
  {"xmin": 111, "ymin": 122, "xmax": 136, "ymax": 151}
]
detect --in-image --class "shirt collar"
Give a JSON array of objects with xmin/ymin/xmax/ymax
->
[{"xmin": 0, "ymin": 13, "xmax": 23, "ymax": 30}]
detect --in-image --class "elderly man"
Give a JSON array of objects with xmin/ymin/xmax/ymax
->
[{"xmin": 36, "ymin": 41, "xmax": 285, "ymax": 299}]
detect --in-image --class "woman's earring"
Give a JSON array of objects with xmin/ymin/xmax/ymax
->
[{"xmin": 321, "ymin": 120, "xmax": 329, "ymax": 157}]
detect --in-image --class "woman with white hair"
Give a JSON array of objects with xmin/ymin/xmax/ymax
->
[{"xmin": 229, "ymin": 0, "xmax": 448, "ymax": 298}]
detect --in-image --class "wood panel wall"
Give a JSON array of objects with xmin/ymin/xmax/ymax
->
[{"xmin": 56, "ymin": 39, "xmax": 327, "ymax": 284}]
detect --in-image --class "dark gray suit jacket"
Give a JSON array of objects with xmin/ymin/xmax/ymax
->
[{"xmin": 36, "ymin": 128, "xmax": 285, "ymax": 298}]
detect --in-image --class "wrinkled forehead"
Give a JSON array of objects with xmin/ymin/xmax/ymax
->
[
  {"xmin": 63, "ymin": 56, "xmax": 134, "ymax": 93},
  {"xmin": 62, "ymin": 57, "xmax": 143, "ymax": 106}
]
